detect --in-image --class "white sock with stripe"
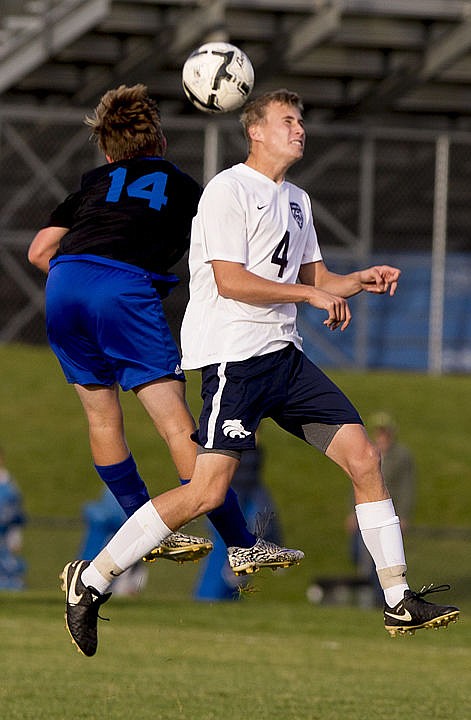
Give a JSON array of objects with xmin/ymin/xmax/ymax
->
[
  {"xmin": 355, "ymin": 498, "xmax": 409, "ymax": 607},
  {"xmin": 81, "ymin": 500, "xmax": 171, "ymax": 593}
]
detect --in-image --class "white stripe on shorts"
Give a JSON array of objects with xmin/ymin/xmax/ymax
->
[{"xmin": 205, "ymin": 361, "xmax": 227, "ymax": 447}]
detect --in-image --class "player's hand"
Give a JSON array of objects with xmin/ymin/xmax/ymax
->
[
  {"xmin": 358, "ymin": 265, "xmax": 401, "ymax": 296},
  {"xmin": 307, "ymin": 288, "xmax": 352, "ymax": 331}
]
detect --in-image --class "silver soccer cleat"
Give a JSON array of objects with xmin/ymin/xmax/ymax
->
[{"xmin": 142, "ymin": 531, "xmax": 213, "ymax": 564}]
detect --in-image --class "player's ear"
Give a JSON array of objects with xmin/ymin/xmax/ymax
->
[{"xmin": 248, "ymin": 123, "xmax": 263, "ymax": 144}]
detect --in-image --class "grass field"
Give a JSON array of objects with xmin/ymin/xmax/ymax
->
[
  {"xmin": 1, "ymin": 593, "xmax": 469, "ymax": 720},
  {"xmin": 1, "ymin": 344, "xmax": 470, "ymax": 718}
]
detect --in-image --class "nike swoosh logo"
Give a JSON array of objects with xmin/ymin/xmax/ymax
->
[
  {"xmin": 384, "ymin": 608, "xmax": 412, "ymax": 622},
  {"xmin": 257, "ymin": 204, "xmax": 267, "ymax": 210},
  {"xmin": 68, "ymin": 562, "xmax": 84, "ymax": 604}
]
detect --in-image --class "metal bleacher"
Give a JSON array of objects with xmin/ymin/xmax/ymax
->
[
  {"xmin": 3, "ymin": 1, "xmax": 471, "ymax": 121},
  {"xmin": 1, "ymin": 1, "xmax": 471, "ymax": 369}
]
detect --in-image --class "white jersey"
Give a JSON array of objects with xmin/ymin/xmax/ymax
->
[{"xmin": 180, "ymin": 163, "xmax": 323, "ymax": 369}]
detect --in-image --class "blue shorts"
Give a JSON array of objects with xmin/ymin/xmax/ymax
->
[
  {"xmin": 46, "ymin": 255, "xmax": 184, "ymax": 391},
  {"xmin": 194, "ymin": 344, "xmax": 362, "ymax": 453}
]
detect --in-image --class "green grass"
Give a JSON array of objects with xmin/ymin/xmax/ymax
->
[
  {"xmin": 1, "ymin": 344, "xmax": 471, "ymax": 718},
  {"xmin": 0, "ymin": 594, "xmax": 469, "ymax": 720},
  {"xmin": 2, "ymin": 343, "xmax": 471, "ymax": 599}
]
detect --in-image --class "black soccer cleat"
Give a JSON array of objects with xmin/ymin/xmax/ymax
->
[
  {"xmin": 384, "ymin": 584, "xmax": 460, "ymax": 637},
  {"xmin": 60, "ymin": 560, "xmax": 111, "ymax": 657}
]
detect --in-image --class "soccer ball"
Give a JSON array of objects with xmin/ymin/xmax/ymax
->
[{"xmin": 182, "ymin": 42, "xmax": 254, "ymax": 114}]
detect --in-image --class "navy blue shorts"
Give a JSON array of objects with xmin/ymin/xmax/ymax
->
[
  {"xmin": 194, "ymin": 344, "xmax": 362, "ymax": 453},
  {"xmin": 46, "ymin": 255, "xmax": 183, "ymax": 391}
]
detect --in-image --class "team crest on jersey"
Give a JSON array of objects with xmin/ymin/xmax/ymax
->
[{"xmin": 290, "ymin": 202, "xmax": 303, "ymax": 229}]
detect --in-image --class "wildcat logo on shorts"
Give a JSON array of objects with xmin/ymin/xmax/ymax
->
[
  {"xmin": 222, "ymin": 419, "xmax": 252, "ymax": 439},
  {"xmin": 290, "ymin": 202, "xmax": 303, "ymax": 229}
]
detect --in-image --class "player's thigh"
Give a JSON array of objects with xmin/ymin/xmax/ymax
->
[
  {"xmin": 135, "ymin": 378, "xmax": 196, "ymax": 435},
  {"xmin": 74, "ymin": 383, "xmax": 124, "ymax": 428},
  {"xmin": 46, "ymin": 262, "xmax": 116, "ymax": 386},
  {"xmin": 273, "ymin": 348, "xmax": 362, "ymax": 449},
  {"xmin": 99, "ymin": 270, "xmax": 183, "ymax": 391},
  {"xmin": 195, "ymin": 357, "xmax": 278, "ymax": 451}
]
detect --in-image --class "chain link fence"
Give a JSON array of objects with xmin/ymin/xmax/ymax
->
[{"xmin": 1, "ymin": 107, "xmax": 471, "ymax": 370}]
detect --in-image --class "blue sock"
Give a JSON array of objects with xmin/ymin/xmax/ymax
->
[
  {"xmin": 180, "ymin": 479, "xmax": 255, "ymax": 548},
  {"xmin": 95, "ymin": 454, "xmax": 150, "ymax": 518}
]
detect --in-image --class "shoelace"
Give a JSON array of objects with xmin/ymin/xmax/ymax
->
[
  {"xmin": 413, "ymin": 583, "xmax": 451, "ymax": 600},
  {"xmin": 89, "ymin": 588, "xmax": 111, "ymax": 622},
  {"xmin": 254, "ymin": 508, "xmax": 276, "ymax": 538}
]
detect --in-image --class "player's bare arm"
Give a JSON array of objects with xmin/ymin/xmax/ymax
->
[
  {"xmin": 28, "ymin": 226, "xmax": 68, "ymax": 273},
  {"xmin": 299, "ymin": 261, "xmax": 401, "ymax": 298},
  {"xmin": 211, "ymin": 259, "xmax": 351, "ymax": 330}
]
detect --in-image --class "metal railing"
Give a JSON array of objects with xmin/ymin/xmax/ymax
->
[{"xmin": 1, "ymin": 106, "xmax": 471, "ymax": 372}]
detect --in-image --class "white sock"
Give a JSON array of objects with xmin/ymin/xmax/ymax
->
[
  {"xmin": 355, "ymin": 499, "xmax": 409, "ymax": 607},
  {"xmin": 383, "ymin": 583, "xmax": 409, "ymax": 608},
  {"xmin": 81, "ymin": 500, "xmax": 171, "ymax": 594}
]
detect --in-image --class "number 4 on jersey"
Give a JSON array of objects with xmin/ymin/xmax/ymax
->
[
  {"xmin": 106, "ymin": 167, "xmax": 168, "ymax": 210},
  {"xmin": 271, "ymin": 231, "xmax": 290, "ymax": 278}
]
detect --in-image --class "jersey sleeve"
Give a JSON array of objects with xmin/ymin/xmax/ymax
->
[
  {"xmin": 44, "ymin": 192, "xmax": 81, "ymax": 229},
  {"xmin": 198, "ymin": 179, "xmax": 247, "ymax": 264}
]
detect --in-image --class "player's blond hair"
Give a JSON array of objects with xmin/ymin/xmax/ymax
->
[
  {"xmin": 239, "ymin": 89, "xmax": 304, "ymax": 150},
  {"xmin": 84, "ymin": 84, "xmax": 165, "ymax": 160}
]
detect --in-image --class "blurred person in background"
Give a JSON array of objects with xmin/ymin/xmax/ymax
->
[{"xmin": 0, "ymin": 446, "xmax": 26, "ymax": 590}]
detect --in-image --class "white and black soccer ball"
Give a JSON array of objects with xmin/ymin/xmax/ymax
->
[{"xmin": 182, "ymin": 42, "xmax": 254, "ymax": 114}]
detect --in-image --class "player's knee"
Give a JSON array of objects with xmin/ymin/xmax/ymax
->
[
  {"xmin": 185, "ymin": 481, "xmax": 227, "ymax": 516},
  {"xmin": 199, "ymin": 485, "xmax": 227, "ymax": 514},
  {"xmin": 349, "ymin": 441, "xmax": 381, "ymax": 482}
]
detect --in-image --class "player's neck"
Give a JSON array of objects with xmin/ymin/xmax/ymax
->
[{"xmin": 244, "ymin": 155, "xmax": 287, "ymax": 184}]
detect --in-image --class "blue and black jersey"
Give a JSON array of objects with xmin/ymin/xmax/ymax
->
[{"xmin": 47, "ymin": 156, "xmax": 202, "ymax": 274}]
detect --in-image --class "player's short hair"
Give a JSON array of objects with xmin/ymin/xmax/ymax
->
[
  {"xmin": 239, "ymin": 89, "xmax": 304, "ymax": 149},
  {"xmin": 84, "ymin": 84, "xmax": 165, "ymax": 160}
]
